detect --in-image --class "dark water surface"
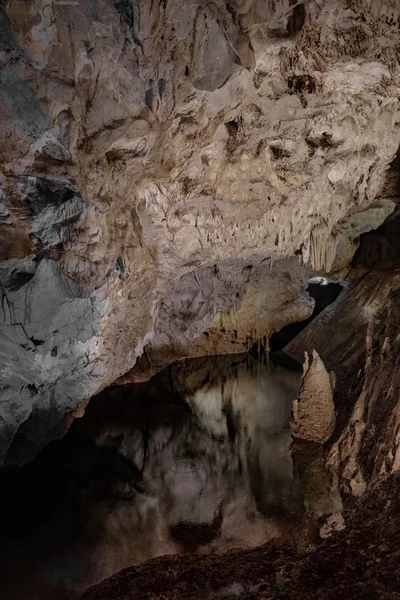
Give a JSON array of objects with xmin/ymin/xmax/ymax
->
[{"xmin": 0, "ymin": 354, "xmax": 342, "ymax": 599}]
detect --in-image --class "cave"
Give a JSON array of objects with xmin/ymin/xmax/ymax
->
[
  {"xmin": 268, "ymin": 278, "xmax": 344, "ymax": 352},
  {"xmin": 1, "ymin": 1, "xmax": 400, "ymax": 599}
]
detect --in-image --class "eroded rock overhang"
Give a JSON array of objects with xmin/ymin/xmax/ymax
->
[{"xmin": 1, "ymin": 0, "xmax": 400, "ymax": 464}]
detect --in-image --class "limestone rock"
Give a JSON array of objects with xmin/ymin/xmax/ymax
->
[
  {"xmin": 285, "ymin": 253, "xmax": 400, "ymax": 496},
  {"xmin": 1, "ymin": 0, "xmax": 400, "ymax": 462},
  {"xmin": 327, "ymin": 276, "xmax": 400, "ymax": 496},
  {"xmin": 291, "ymin": 350, "xmax": 336, "ymax": 443},
  {"xmin": 285, "ymin": 271, "xmax": 400, "ymax": 371}
]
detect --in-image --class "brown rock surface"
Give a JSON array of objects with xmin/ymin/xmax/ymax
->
[
  {"xmin": 1, "ymin": 0, "xmax": 400, "ymax": 463},
  {"xmin": 291, "ymin": 349, "xmax": 336, "ymax": 443},
  {"xmin": 285, "ymin": 241, "xmax": 400, "ymax": 496},
  {"xmin": 327, "ymin": 276, "xmax": 400, "ymax": 496}
]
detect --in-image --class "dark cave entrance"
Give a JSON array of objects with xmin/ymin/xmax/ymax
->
[{"xmin": 253, "ymin": 278, "xmax": 344, "ymax": 356}]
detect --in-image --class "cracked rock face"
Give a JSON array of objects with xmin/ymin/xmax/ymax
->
[{"xmin": 1, "ymin": 0, "xmax": 400, "ymax": 463}]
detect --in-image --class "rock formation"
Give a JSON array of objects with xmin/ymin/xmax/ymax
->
[
  {"xmin": 326, "ymin": 279, "xmax": 400, "ymax": 496},
  {"xmin": 291, "ymin": 349, "xmax": 336, "ymax": 443},
  {"xmin": 286, "ymin": 209, "xmax": 400, "ymax": 495},
  {"xmin": 1, "ymin": 0, "xmax": 400, "ymax": 463}
]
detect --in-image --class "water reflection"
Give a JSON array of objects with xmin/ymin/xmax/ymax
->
[{"xmin": 0, "ymin": 353, "xmax": 341, "ymax": 600}]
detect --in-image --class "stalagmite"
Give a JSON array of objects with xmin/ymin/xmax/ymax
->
[{"xmin": 291, "ymin": 350, "xmax": 336, "ymax": 443}]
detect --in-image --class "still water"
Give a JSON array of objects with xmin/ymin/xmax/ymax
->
[{"xmin": 0, "ymin": 354, "xmax": 341, "ymax": 599}]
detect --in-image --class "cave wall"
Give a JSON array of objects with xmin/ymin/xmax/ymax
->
[
  {"xmin": 1, "ymin": 0, "xmax": 400, "ymax": 463},
  {"xmin": 285, "ymin": 176, "xmax": 400, "ymax": 495}
]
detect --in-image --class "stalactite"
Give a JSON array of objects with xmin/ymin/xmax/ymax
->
[{"xmin": 308, "ymin": 223, "xmax": 340, "ymax": 272}]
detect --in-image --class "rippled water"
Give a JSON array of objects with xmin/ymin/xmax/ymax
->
[{"xmin": 0, "ymin": 353, "xmax": 342, "ymax": 599}]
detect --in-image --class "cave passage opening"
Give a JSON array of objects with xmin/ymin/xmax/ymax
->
[{"xmin": 258, "ymin": 277, "xmax": 345, "ymax": 355}]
